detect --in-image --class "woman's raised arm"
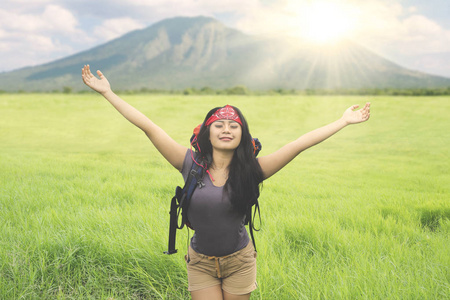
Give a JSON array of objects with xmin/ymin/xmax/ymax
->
[
  {"xmin": 81, "ymin": 65, "xmax": 187, "ymax": 171},
  {"xmin": 258, "ymin": 103, "xmax": 371, "ymax": 179}
]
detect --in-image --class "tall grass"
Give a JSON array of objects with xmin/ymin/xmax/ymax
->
[{"xmin": 1, "ymin": 94, "xmax": 449, "ymax": 299}]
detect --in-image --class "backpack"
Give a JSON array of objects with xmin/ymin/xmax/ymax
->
[{"xmin": 163, "ymin": 124, "xmax": 262, "ymax": 255}]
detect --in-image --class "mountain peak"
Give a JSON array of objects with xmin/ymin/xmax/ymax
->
[{"xmin": 153, "ymin": 15, "xmax": 220, "ymax": 28}]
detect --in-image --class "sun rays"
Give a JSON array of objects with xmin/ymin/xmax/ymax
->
[{"xmin": 302, "ymin": 1, "xmax": 357, "ymax": 44}]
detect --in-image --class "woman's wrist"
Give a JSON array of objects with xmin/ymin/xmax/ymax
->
[
  {"xmin": 338, "ymin": 116, "xmax": 350, "ymax": 127},
  {"xmin": 101, "ymin": 89, "xmax": 114, "ymax": 97}
]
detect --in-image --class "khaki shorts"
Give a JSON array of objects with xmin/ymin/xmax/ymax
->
[{"xmin": 185, "ymin": 242, "xmax": 257, "ymax": 295}]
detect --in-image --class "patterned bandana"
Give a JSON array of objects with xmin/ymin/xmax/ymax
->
[{"xmin": 205, "ymin": 105, "xmax": 243, "ymax": 126}]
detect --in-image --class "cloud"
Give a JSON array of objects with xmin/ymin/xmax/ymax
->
[
  {"xmin": 350, "ymin": 2, "xmax": 450, "ymax": 47},
  {"xmin": 93, "ymin": 18, "xmax": 145, "ymax": 41},
  {"xmin": 120, "ymin": 0, "xmax": 258, "ymax": 15},
  {"xmin": 60, "ymin": 0, "xmax": 259, "ymax": 24},
  {"xmin": 0, "ymin": 33, "xmax": 72, "ymax": 72},
  {"xmin": 400, "ymin": 14, "xmax": 450, "ymax": 51},
  {"xmin": 42, "ymin": 5, "xmax": 79, "ymax": 33},
  {"xmin": 0, "ymin": 4, "xmax": 78, "ymax": 33},
  {"xmin": 350, "ymin": 2, "xmax": 450, "ymax": 61},
  {"xmin": 0, "ymin": 3, "xmax": 89, "ymax": 71}
]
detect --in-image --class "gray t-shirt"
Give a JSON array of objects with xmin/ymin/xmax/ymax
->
[{"xmin": 181, "ymin": 150, "xmax": 249, "ymax": 256}]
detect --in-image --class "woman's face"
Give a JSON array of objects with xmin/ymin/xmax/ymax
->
[{"xmin": 209, "ymin": 120, "xmax": 242, "ymax": 152}]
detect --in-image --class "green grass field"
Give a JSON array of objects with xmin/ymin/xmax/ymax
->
[{"xmin": 1, "ymin": 93, "xmax": 449, "ymax": 299}]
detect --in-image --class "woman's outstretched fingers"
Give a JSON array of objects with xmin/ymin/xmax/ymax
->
[
  {"xmin": 363, "ymin": 102, "xmax": 371, "ymax": 121},
  {"xmin": 82, "ymin": 65, "xmax": 92, "ymax": 80},
  {"xmin": 81, "ymin": 66, "xmax": 88, "ymax": 83},
  {"xmin": 364, "ymin": 102, "xmax": 371, "ymax": 119},
  {"xmin": 81, "ymin": 64, "xmax": 111, "ymax": 94}
]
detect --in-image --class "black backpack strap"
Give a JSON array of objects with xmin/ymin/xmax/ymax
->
[
  {"xmin": 164, "ymin": 159, "xmax": 204, "ymax": 255},
  {"xmin": 180, "ymin": 164, "xmax": 204, "ymax": 227},
  {"xmin": 164, "ymin": 187, "xmax": 182, "ymax": 254},
  {"xmin": 247, "ymin": 199, "xmax": 261, "ymax": 252}
]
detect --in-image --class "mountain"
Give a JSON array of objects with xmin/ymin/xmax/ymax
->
[{"xmin": 1, "ymin": 16, "xmax": 449, "ymax": 92}]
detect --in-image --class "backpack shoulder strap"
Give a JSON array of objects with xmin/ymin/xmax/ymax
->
[
  {"xmin": 247, "ymin": 199, "xmax": 261, "ymax": 252},
  {"xmin": 179, "ymin": 162, "xmax": 204, "ymax": 228},
  {"xmin": 164, "ymin": 156, "xmax": 204, "ymax": 255},
  {"xmin": 164, "ymin": 188, "xmax": 181, "ymax": 254}
]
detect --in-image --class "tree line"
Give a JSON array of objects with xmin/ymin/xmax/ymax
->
[{"xmin": 2, "ymin": 86, "xmax": 450, "ymax": 96}]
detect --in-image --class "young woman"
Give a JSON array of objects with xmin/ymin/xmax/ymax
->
[{"xmin": 81, "ymin": 65, "xmax": 371, "ymax": 300}]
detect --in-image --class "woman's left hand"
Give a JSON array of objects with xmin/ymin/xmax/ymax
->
[{"xmin": 342, "ymin": 102, "xmax": 371, "ymax": 125}]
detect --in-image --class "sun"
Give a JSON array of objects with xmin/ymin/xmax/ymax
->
[{"xmin": 302, "ymin": 1, "xmax": 356, "ymax": 43}]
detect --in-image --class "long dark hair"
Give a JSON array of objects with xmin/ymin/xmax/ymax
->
[{"xmin": 196, "ymin": 105, "xmax": 264, "ymax": 214}]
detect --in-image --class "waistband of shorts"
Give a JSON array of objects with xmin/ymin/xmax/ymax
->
[{"xmin": 191, "ymin": 241, "xmax": 253, "ymax": 260}]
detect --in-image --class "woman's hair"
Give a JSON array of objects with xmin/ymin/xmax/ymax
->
[{"xmin": 196, "ymin": 105, "xmax": 264, "ymax": 214}]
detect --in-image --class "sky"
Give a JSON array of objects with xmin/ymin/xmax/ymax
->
[{"xmin": 1, "ymin": 0, "xmax": 449, "ymax": 78}]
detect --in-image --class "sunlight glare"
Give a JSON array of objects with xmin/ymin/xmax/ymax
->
[{"xmin": 303, "ymin": 1, "xmax": 355, "ymax": 43}]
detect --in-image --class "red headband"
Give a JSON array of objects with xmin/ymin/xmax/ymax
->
[{"xmin": 205, "ymin": 105, "xmax": 243, "ymax": 126}]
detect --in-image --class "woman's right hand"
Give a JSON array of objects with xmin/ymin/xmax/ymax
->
[{"xmin": 81, "ymin": 65, "xmax": 111, "ymax": 95}]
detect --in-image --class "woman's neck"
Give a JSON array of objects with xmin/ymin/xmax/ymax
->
[{"xmin": 211, "ymin": 149, "xmax": 234, "ymax": 170}]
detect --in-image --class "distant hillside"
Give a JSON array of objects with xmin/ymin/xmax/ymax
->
[{"xmin": 1, "ymin": 16, "xmax": 449, "ymax": 92}]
